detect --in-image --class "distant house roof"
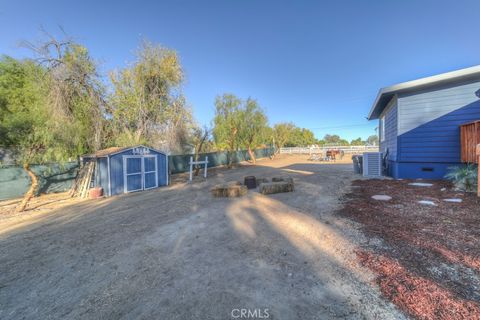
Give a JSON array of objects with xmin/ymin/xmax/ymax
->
[{"xmin": 368, "ymin": 65, "xmax": 480, "ymax": 120}]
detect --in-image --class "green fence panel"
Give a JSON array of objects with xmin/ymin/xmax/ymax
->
[
  {"xmin": 168, "ymin": 148, "xmax": 274, "ymax": 174},
  {"xmin": 0, "ymin": 162, "xmax": 79, "ymax": 201},
  {"xmin": 0, "ymin": 148, "xmax": 274, "ymax": 201}
]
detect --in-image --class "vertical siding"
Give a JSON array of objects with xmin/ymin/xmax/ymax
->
[
  {"xmin": 157, "ymin": 154, "xmax": 167, "ymax": 186},
  {"xmin": 398, "ymin": 80, "xmax": 480, "ymax": 163},
  {"xmin": 109, "ymin": 147, "xmax": 168, "ymax": 195},
  {"xmin": 110, "ymin": 152, "xmax": 126, "ymax": 195},
  {"xmin": 379, "ymin": 97, "xmax": 398, "ymax": 162},
  {"xmin": 96, "ymin": 158, "xmax": 109, "ymax": 192}
]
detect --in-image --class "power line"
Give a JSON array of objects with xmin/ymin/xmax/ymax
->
[{"xmin": 309, "ymin": 123, "xmax": 375, "ymax": 130}]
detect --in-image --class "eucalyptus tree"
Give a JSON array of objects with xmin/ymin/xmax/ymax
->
[
  {"xmin": 3, "ymin": 31, "xmax": 107, "ymax": 212},
  {"xmin": 190, "ymin": 125, "xmax": 211, "ymax": 175},
  {"xmin": 272, "ymin": 122, "xmax": 295, "ymax": 152},
  {"xmin": 238, "ymin": 98, "xmax": 268, "ymax": 163},
  {"xmin": 212, "ymin": 94, "xmax": 243, "ymax": 167},
  {"xmin": 23, "ymin": 32, "xmax": 107, "ymax": 153},
  {"xmin": 0, "ymin": 56, "xmax": 76, "ymax": 212},
  {"xmin": 109, "ymin": 40, "xmax": 193, "ymax": 153}
]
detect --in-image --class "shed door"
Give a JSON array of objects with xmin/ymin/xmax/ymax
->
[
  {"xmin": 124, "ymin": 156, "xmax": 143, "ymax": 193},
  {"xmin": 143, "ymin": 155, "xmax": 158, "ymax": 190},
  {"xmin": 123, "ymin": 155, "xmax": 158, "ymax": 193}
]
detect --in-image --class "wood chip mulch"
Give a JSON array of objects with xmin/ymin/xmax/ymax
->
[{"xmin": 339, "ymin": 179, "xmax": 480, "ymax": 320}]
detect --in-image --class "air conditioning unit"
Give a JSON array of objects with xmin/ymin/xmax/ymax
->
[{"xmin": 363, "ymin": 152, "xmax": 383, "ymax": 177}]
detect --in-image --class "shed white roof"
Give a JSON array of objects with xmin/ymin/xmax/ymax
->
[{"xmin": 368, "ymin": 65, "xmax": 480, "ymax": 120}]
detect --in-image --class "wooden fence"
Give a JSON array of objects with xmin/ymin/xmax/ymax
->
[{"xmin": 461, "ymin": 120, "xmax": 480, "ymax": 163}]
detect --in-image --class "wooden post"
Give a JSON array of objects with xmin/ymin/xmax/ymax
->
[
  {"xmin": 204, "ymin": 156, "xmax": 208, "ymax": 178},
  {"xmin": 190, "ymin": 156, "xmax": 208, "ymax": 182},
  {"xmin": 189, "ymin": 156, "xmax": 193, "ymax": 182}
]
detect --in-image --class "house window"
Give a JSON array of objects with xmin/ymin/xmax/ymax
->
[{"xmin": 380, "ymin": 115, "xmax": 385, "ymax": 142}]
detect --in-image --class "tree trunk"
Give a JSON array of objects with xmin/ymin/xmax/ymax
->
[
  {"xmin": 16, "ymin": 163, "xmax": 38, "ymax": 212},
  {"xmin": 194, "ymin": 130, "xmax": 209, "ymax": 176},
  {"xmin": 247, "ymin": 146, "xmax": 256, "ymax": 164},
  {"xmin": 227, "ymin": 150, "xmax": 233, "ymax": 168}
]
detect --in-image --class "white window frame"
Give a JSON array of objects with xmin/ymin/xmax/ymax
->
[
  {"xmin": 380, "ymin": 115, "xmax": 386, "ymax": 142},
  {"xmin": 123, "ymin": 155, "xmax": 144, "ymax": 193},
  {"xmin": 143, "ymin": 155, "xmax": 158, "ymax": 190}
]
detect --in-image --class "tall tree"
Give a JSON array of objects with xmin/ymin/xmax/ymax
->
[
  {"xmin": 367, "ymin": 135, "xmax": 379, "ymax": 146},
  {"xmin": 286, "ymin": 127, "xmax": 315, "ymax": 147},
  {"xmin": 3, "ymin": 31, "xmax": 107, "ymax": 212},
  {"xmin": 350, "ymin": 137, "xmax": 365, "ymax": 146},
  {"xmin": 24, "ymin": 32, "xmax": 107, "ymax": 154},
  {"xmin": 323, "ymin": 134, "xmax": 342, "ymax": 145},
  {"xmin": 273, "ymin": 122, "xmax": 295, "ymax": 152},
  {"xmin": 190, "ymin": 125, "xmax": 211, "ymax": 176},
  {"xmin": 0, "ymin": 56, "xmax": 78, "ymax": 212},
  {"xmin": 109, "ymin": 40, "xmax": 193, "ymax": 153},
  {"xmin": 212, "ymin": 94, "xmax": 242, "ymax": 167},
  {"xmin": 238, "ymin": 98, "xmax": 268, "ymax": 163}
]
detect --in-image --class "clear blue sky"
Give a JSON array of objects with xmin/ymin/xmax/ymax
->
[{"xmin": 1, "ymin": 0, "xmax": 480, "ymax": 141}]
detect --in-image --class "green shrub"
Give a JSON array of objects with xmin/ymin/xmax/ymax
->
[{"xmin": 445, "ymin": 164, "xmax": 478, "ymax": 192}]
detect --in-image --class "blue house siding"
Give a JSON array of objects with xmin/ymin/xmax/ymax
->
[
  {"xmin": 379, "ymin": 97, "xmax": 398, "ymax": 176},
  {"xmin": 393, "ymin": 80, "xmax": 480, "ymax": 179}
]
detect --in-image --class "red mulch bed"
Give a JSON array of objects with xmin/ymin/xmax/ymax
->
[{"xmin": 339, "ymin": 179, "xmax": 480, "ymax": 320}]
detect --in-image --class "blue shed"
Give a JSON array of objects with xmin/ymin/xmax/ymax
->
[
  {"xmin": 81, "ymin": 145, "xmax": 168, "ymax": 196},
  {"xmin": 368, "ymin": 65, "xmax": 480, "ymax": 179}
]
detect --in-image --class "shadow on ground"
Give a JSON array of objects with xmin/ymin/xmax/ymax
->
[{"xmin": 0, "ymin": 156, "xmax": 405, "ymax": 319}]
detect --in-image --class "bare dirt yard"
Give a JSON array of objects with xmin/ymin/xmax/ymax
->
[
  {"xmin": 340, "ymin": 179, "xmax": 480, "ymax": 320},
  {"xmin": 0, "ymin": 155, "xmax": 405, "ymax": 320}
]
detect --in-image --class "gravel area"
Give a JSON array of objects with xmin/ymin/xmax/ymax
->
[{"xmin": 0, "ymin": 155, "xmax": 404, "ymax": 319}]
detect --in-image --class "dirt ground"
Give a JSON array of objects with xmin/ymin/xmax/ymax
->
[
  {"xmin": 339, "ymin": 179, "xmax": 480, "ymax": 320},
  {"xmin": 0, "ymin": 155, "xmax": 405, "ymax": 320}
]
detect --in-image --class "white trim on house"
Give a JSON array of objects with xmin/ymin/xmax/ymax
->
[
  {"xmin": 123, "ymin": 155, "xmax": 144, "ymax": 193},
  {"xmin": 143, "ymin": 155, "xmax": 158, "ymax": 190},
  {"xmin": 109, "ymin": 145, "xmax": 167, "ymax": 157},
  {"xmin": 368, "ymin": 65, "xmax": 480, "ymax": 120},
  {"xmin": 165, "ymin": 154, "xmax": 169, "ymax": 185},
  {"xmin": 107, "ymin": 156, "xmax": 112, "ymax": 196},
  {"xmin": 379, "ymin": 115, "xmax": 385, "ymax": 142}
]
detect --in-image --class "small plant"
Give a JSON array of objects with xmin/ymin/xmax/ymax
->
[{"xmin": 445, "ymin": 164, "xmax": 478, "ymax": 192}]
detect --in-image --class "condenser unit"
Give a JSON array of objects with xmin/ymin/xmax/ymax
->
[{"xmin": 363, "ymin": 152, "xmax": 383, "ymax": 177}]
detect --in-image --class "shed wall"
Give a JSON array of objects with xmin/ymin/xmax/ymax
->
[
  {"xmin": 96, "ymin": 158, "xmax": 109, "ymax": 192},
  {"xmin": 109, "ymin": 148, "xmax": 167, "ymax": 195}
]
